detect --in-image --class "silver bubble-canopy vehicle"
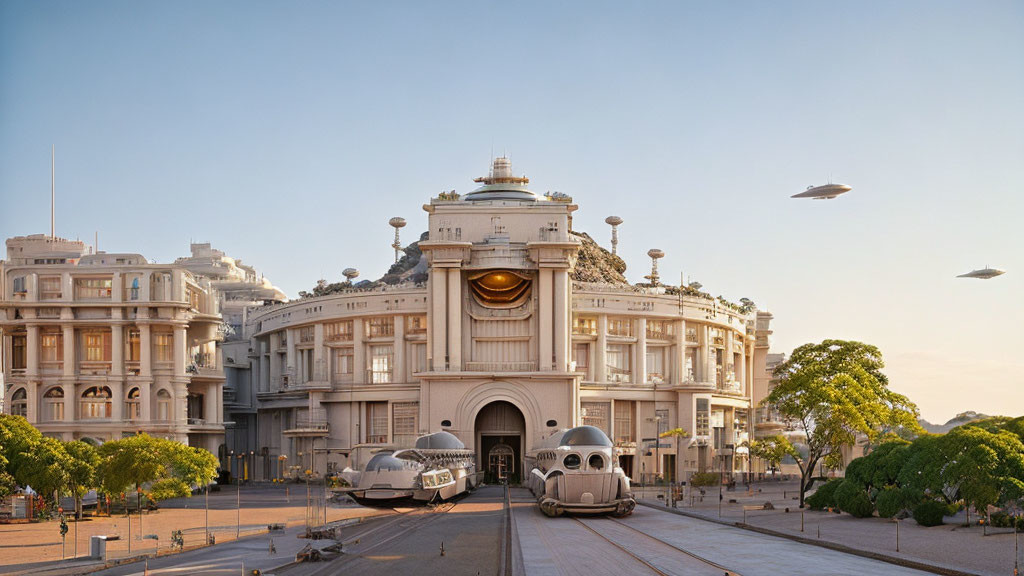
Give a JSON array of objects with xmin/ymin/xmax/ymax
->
[
  {"xmin": 530, "ymin": 425, "xmax": 636, "ymax": 517},
  {"xmin": 346, "ymin": 431, "xmax": 479, "ymax": 506}
]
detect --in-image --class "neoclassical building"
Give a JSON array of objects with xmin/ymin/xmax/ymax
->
[
  {"xmin": 0, "ymin": 235, "xmax": 225, "ymax": 453},
  {"xmin": 244, "ymin": 158, "xmax": 775, "ymax": 483}
]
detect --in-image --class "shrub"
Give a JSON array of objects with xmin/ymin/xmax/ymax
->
[
  {"xmin": 834, "ymin": 480, "xmax": 860, "ymax": 510},
  {"xmin": 842, "ymin": 490, "xmax": 876, "ymax": 518},
  {"xmin": 688, "ymin": 472, "xmax": 720, "ymax": 488},
  {"xmin": 806, "ymin": 478, "xmax": 843, "ymax": 510},
  {"xmin": 913, "ymin": 500, "xmax": 946, "ymax": 527},
  {"xmin": 875, "ymin": 487, "xmax": 905, "ymax": 518}
]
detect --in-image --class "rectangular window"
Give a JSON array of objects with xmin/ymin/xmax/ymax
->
[
  {"xmin": 40, "ymin": 332, "xmax": 63, "ymax": 363},
  {"xmin": 686, "ymin": 327, "xmax": 698, "ymax": 343},
  {"xmin": 48, "ymin": 400, "xmax": 65, "ymax": 422},
  {"xmin": 369, "ymin": 345, "xmax": 394, "ymax": 383},
  {"xmin": 12, "ymin": 334, "xmax": 26, "ymax": 369},
  {"xmin": 325, "ymin": 320, "xmax": 353, "ymax": 342},
  {"xmin": 12, "ymin": 276, "xmax": 26, "ymax": 294},
  {"xmin": 406, "ymin": 315, "xmax": 427, "ymax": 334},
  {"xmin": 392, "ymin": 401, "xmax": 419, "ymax": 442},
  {"xmin": 573, "ymin": 317, "xmax": 597, "ymax": 335},
  {"xmin": 696, "ymin": 398, "xmax": 710, "ymax": 437},
  {"xmin": 298, "ymin": 326, "xmax": 315, "ymax": 344},
  {"xmin": 614, "ymin": 401, "xmax": 634, "ymax": 443},
  {"xmin": 74, "ymin": 277, "xmax": 112, "ymax": 299},
  {"xmin": 413, "ymin": 343, "xmax": 427, "ymax": 373},
  {"xmin": 572, "ymin": 343, "xmax": 589, "ymax": 371},
  {"xmin": 646, "ymin": 320, "xmax": 673, "ymax": 340},
  {"xmin": 334, "ymin": 347, "xmax": 354, "ymax": 378},
  {"xmin": 606, "ymin": 343, "xmax": 631, "ymax": 383},
  {"xmin": 39, "ymin": 276, "xmax": 62, "ymax": 300},
  {"xmin": 366, "ymin": 401, "xmax": 388, "ymax": 443},
  {"xmin": 154, "ymin": 333, "xmax": 173, "ymax": 363},
  {"xmin": 127, "ymin": 329, "xmax": 141, "ymax": 362},
  {"xmin": 607, "ymin": 318, "xmax": 632, "ymax": 337},
  {"xmin": 646, "ymin": 347, "xmax": 665, "ymax": 383},
  {"xmin": 656, "ymin": 408, "xmax": 669, "ymax": 435},
  {"xmin": 84, "ymin": 332, "xmax": 112, "ymax": 362},
  {"xmin": 581, "ymin": 402, "xmax": 610, "ymax": 435},
  {"xmin": 365, "ymin": 317, "xmax": 394, "ymax": 338}
]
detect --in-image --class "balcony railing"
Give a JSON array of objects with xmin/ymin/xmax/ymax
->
[{"xmin": 464, "ymin": 361, "xmax": 537, "ymax": 372}]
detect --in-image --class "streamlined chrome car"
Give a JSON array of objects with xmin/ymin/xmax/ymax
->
[
  {"xmin": 346, "ymin": 431, "xmax": 479, "ymax": 506},
  {"xmin": 529, "ymin": 425, "xmax": 635, "ymax": 517}
]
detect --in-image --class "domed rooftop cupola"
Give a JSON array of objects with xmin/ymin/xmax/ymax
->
[{"xmin": 464, "ymin": 157, "xmax": 538, "ymax": 201}]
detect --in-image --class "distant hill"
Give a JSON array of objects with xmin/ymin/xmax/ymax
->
[{"xmin": 918, "ymin": 411, "xmax": 991, "ymax": 434}]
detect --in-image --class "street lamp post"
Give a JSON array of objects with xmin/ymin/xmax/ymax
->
[{"xmin": 205, "ymin": 483, "xmax": 210, "ymax": 545}]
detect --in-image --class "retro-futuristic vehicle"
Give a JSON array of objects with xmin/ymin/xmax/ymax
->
[
  {"xmin": 346, "ymin": 431, "xmax": 479, "ymax": 506},
  {"xmin": 529, "ymin": 425, "xmax": 636, "ymax": 517}
]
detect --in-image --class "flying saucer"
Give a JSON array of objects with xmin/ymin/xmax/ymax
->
[
  {"xmin": 791, "ymin": 183, "xmax": 852, "ymax": 200},
  {"xmin": 957, "ymin": 267, "xmax": 1005, "ymax": 280}
]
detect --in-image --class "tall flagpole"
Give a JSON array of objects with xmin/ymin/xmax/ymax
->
[{"xmin": 51, "ymin": 145, "xmax": 55, "ymax": 241}]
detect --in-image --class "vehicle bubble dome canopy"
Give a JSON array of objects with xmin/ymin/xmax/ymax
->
[
  {"xmin": 365, "ymin": 452, "xmax": 407, "ymax": 472},
  {"xmin": 415, "ymin": 431, "xmax": 466, "ymax": 450},
  {"xmin": 559, "ymin": 425, "xmax": 613, "ymax": 448}
]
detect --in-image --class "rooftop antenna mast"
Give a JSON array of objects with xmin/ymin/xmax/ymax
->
[
  {"xmin": 389, "ymin": 217, "xmax": 407, "ymax": 263},
  {"xmin": 605, "ymin": 216, "xmax": 623, "ymax": 255}
]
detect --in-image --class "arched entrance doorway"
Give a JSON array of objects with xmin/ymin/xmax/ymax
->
[{"xmin": 474, "ymin": 401, "xmax": 526, "ymax": 483}]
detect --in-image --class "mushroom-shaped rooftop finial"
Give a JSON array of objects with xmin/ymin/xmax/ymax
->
[
  {"xmin": 645, "ymin": 248, "xmax": 664, "ymax": 285},
  {"xmin": 342, "ymin": 268, "xmax": 360, "ymax": 283},
  {"xmin": 389, "ymin": 217, "xmax": 407, "ymax": 263},
  {"xmin": 605, "ymin": 216, "xmax": 623, "ymax": 255}
]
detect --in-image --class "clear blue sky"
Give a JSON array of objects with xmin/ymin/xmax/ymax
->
[{"xmin": 2, "ymin": 1, "xmax": 1022, "ymax": 423}]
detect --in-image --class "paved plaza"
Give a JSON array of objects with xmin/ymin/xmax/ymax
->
[{"xmin": 1, "ymin": 482, "xmax": 1018, "ymax": 575}]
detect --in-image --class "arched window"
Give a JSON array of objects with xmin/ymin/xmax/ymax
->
[
  {"xmin": 126, "ymin": 387, "xmax": 141, "ymax": 421},
  {"xmin": 43, "ymin": 387, "xmax": 65, "ymax": 421},
  {"xmin": 10, "ymin": 388, "xmax": 27, "ymax": 418},
  {"xmin": 157, "ymin": 389, "xmax": 172, "ymax": 421},
  {"xmin": 80, "ymin": 386, "xmax": 112, "ymax": 419}
]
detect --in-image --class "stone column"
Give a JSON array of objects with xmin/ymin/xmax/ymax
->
[
  {"xmin": 204, "ymin": 382, "xmax": 217, "ymax": 423},
  {"xmin": 139, "ymin": 324, "xmax": 152, "ymax": 377},
  {"xmin": 63, "ymin": 326, "xmax": 75, "ymax": 378},
  {"xmin": 353, "ymin": 319, "xmax": 365, "ymax": 383},
  {"xmin": 63, "ymin": 382, "xmax": 75, "ymax": 422},
  {"xmin": 173, "ymin": 326, "xmax": 187, "ymax": 376},
  {"xmin": 447, "ymin": 268, "xmax": 461, "ymax": 371},
  {"xmin": 269, "ymin": 332, "xmax": 281, "ymax": 387},
  {"xmin": 27, "ymin": 381, "xmax": 39, "ymax": 423},
  {"xmin": 636, "ymin": 318, "xmax": 647, "ymax": 385},
  {"xmin": 26, "ymin": 325, "xmax": 39, "ymax": 377},
  {"xmin": 675, "ymin": 319, "xmax": 686, "ymax": 384},
  {"xmin": 699, "ymin": 325, "xmax": 710, "ymax": 383},
  {"xmin": 393, "ymin": 315, "xmax": 406, "ymax": 383},
  {"xmin": 111, "ymin": 325, "xmax": 124, "ymax": 376},
  {"xmin": 313, "ymin": 323, "xmax": 325, "ymax": 381},
  {"xmin": 553, "ymin": 270, "xmax": 568, "ymax": 372},
  {"xmin": 111, "ymin": 272, "xmax": 123, "ymax": 302},
  {"xmin": 538, "ymin": 269, "xmax": 553, "ymax": 371},
  {"xmin": 61, "ymin": 272, "xmax": 73, "ymax": 302},
  {"xmin": 286, "ymin": 328, "xmax": 296, "ymax": 380},
  {"xmin": 596, "ymin": 314, "xmax": 608, "ymax": 383},
  {"xmin": 725, "ymin": 330, "xmax": 734, "ymax": 384},
  {"xmin": 430, "ymin": 271, "xmax": 447, "ymax": 371},
  {"xmin": 110, "ymin": 379, "xmax": 124, "ymax": 421},
  {"xmin": 139, "ymin": 273, "xmax": 151, "ymax": 303}
]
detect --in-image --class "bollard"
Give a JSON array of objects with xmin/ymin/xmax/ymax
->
[
  {"xmin": 801, "ymin": 509, "xmax": 804, "ymax": 532},
  {"xmin": 896, "ymin": 518, "xmax": 900, "ymax": 552},
  {"xmin": 817, "ymin": 524, "xmax": 820, "ymax": 539},
  {"xmin": 440, "ymin": 541, "xmax": 445, "ymax": 556}
]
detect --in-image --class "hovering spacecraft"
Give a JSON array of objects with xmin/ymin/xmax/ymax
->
[
  {"xmin": 957, "ymin": 267, "xmax": 1005, "ymax": 280},
  {"xmin": 791, "ymin": 183, "xmax": 852, "ymax": 200}
]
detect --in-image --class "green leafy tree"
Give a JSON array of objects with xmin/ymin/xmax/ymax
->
[
  {"xmin": 749, "ymin": 435, "xmax": 799, "ymax": 473},
  {"xmin": 63, "ymin": 440, "xmax": 100, "ymax": 518},
  {"xmin": 897, "ymin": 434, "xmax": 953, "ymax": 502},
  {"xmin": 19, "ymin": 437, "xmax": 72, "ymax": 508},
  {"xmin": 0, "ymin": 450, "xmax": 16, "ymax": 500},
  {"xmin": 939, "ymin": 426, "xmax": 1024, "ymax": 518},
  {"xmin": 98, "ymin": 434, "xmax": 218, "ymax": 503},
  {"xmin": 764, "ymin": 340, "xmax": 920, "ymax": 507},
  {"xmin": 0, "ymin": 414, "xmax": 44, "ymax": 485}
]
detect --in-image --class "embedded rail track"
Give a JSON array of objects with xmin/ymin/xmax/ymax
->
[{"xmin": 572, "ymin": 515, "xmax": 741, "ymax": 576}]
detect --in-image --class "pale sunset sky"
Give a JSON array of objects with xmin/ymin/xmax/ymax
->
[{"xmin": 1, "ymin": 1, "xmax": 1021, "ymax": 423}]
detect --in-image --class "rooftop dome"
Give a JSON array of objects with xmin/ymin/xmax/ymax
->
[
  {"xmin": 464, "ymin": 157, "xmax": 538, "ymax": 202},
  {"xmin": 559, "ymin": 425, "xmax": 613, "ymax": 448},
  {"xmin": 415, "ymin": 430, "xmax": 466, "ymax": 450}
]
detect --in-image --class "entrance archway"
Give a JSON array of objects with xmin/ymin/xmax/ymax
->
[{"xmin": 474, "ymin": 401, "xmax": 526, "ymax": 483}]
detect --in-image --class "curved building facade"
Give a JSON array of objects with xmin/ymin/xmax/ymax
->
[{"xmin": 246, "ymin": 159, "xmax": 774, "ymax": 484}]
